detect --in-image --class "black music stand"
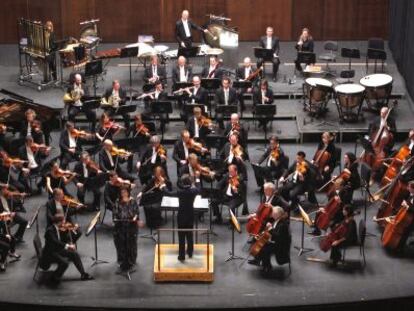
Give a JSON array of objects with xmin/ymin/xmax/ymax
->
[
  {"xmin": 298, "ymin": 52, "xmax": 316, "ymax": 65},
  {"xmin": 139, "ymin": 191, "xmax": 161, "ymax": 242},
  {"xmin": 360, "ymin": 163, "xmax": 376, "ymax": 237},
  {"xmin": 177, "ymin": 46, "xmax": 200, "ymax": 59},
  {"xmin": 86, "ymin": 211, "xmax": 109, "ymax": 267},
  {"xmin": 215, "ymin": 104, "xmax": 238, "ymax": 119},
  {"xmin": 233, "ymin": 81, "xmax": 252, "ymax": 89},
  {"xmin": 114, "ymin": 103, "xmax": 137, "ymax": 116},
  {"xmin": 120, "ymin": 47, "xmax": 139, "ymax": 102},
  {"xmin": 82, "ymin": 96, "xmax": 101, "ymax": 110},
  {"xmin": 341, "ymin": 48, "xmax": 361, "ymax": 70},
  {"xmin": 255, "ymin": 104, "xmax": 277, "ymax": 147},
  {"xmin": 173, "ymin": 82, "xmax": 193, "ymax": 92},
  {"xmin": 201, "ymin": 78, "xmax": 221, "ymax": 116},
  {"xmin": 183, "ymin": 103, "xmax": 206, "ymax": 116},
  {"xmin": 151, "ymin": 100, "xmax": 173, "ymax": 140},
  {"xmin": 225, "ymin": 209, "xmax": 244, "ymax": 262},
  {"xmin": 254, "ymin": 47, "xmax": 274, "ymax": 61},
  {"xmin": 366, "ymin": 48, "xmax": 387, "ymax": 73},
  {"xmin": 85, "ymin": 60, "xmax": 103, "ymax": 97},
  {"xmin": 201, "ymin": 188, "xmax": 222, "ymax": 237},
  {"xmin": 205, "ymin": 133, "xmax": 227, "ymax": 158}
]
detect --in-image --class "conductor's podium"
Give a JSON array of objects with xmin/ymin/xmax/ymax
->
[{"xmin": 154, "ymin": 244, "xmax": 214, "ymax": 282}]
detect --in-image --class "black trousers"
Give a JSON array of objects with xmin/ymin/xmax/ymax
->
[
  {"xmin": 257, "ymin": 57, "xmax": 280, "ymax": 78},
  {"xmin": 280, "ymin": 181, "xmax": 306, "ymax": 210},
  {"xmin": 77, "ymin": 186, "xmax": 101, "ymax": 209},
  {"xmin": 68, "ymin": 106, "xmax": 97, "ymax": 132},
  {"xmin": 178, "ymin": 225, "xmax": 193, "ymax": 259},
  {"xmin": 104, "ymin": 107, "xmax": 130, "ymax": 130},
  {"xmin": 18, "ymin": 166, "xmax": 42, "ymax": 193},
  {"xmin": 257, "ymin": 242, "xmax": 275, "ymax": 268},
  {"xmin": 113, "ymin": 224, "xmax": 138, "ymax": 271},
  {"xmin": 60, "ymin": 150, "xmax": 81, "ymax": 170},
  {"xmin": 212, "ymin": 195, "xmax": 244, "ymax": 218},
  {"xmin": 0, "ymin": 235, "xmax": 15, "ymax": 263},
  {"xmin": 40, "ymin": 249, "xmax": 85, "ymax": 279},
  {"xmin": 10, "ymin": 214, "xmax": 28, "ymax": 240}
]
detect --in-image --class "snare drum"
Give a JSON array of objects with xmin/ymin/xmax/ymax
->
[
  {"xmin": 334, "ymin": 83, "xmax": 365, "ymax": 122},
  {"xmin": 360, "ymin": 73, "xmax": 393, "ymax": 108}
]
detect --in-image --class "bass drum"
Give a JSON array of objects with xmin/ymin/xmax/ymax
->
[{"xmin": 203, "ymin": 23, "xmax": 239, "ymax": 49}]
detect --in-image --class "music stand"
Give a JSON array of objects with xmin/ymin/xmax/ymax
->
[
  {"xmin": 225, "ymin": 209, "xmax": 244, "ymax": 262},
  {"xmin": 341, "ymin": 48, "xmax": 361, "ymax": 70},
  {"xmin": 366, "ymin": 48, "xmax": 387, "ymax": 73},
  {"xmin": 255, "ymin": 104, "xmax": 276, "ymax": 146},
  {"xmin": 173, "ymin": 82, "xmax": 193, "ymax": 92},
  {"xmin": 177, "ymin": 46, "xmax": 200, "ymax": 59},
  {"xmin": 232, "ymin": 81, "xmax": 252, "ymax": 90},
  {"xmin": 82, "ymin": 97, "xmax": 101, "ymax": 110},
  {"xmin": 201, "ymin": 78, "xmax": 221, "ymax": 116},
  {"xmin": 183, "ymin": 103, "xmax": 206, "ymax": 116},
  {"xmin": 215, "ymin": 105, "xmax": 238, "ymax": 119},
  {"xmin": 294, "ymin": 204, "xmax": 314, "ymax": 256},
  {"xmin": 360, "ymin": 163, "xmax": 376, "ymax": 237},
  {"xmin": 254, "ymin": 47, "xmax": 274, "ymax": 61},
  {"xmin": 200, "ymin": 188, "xmax": 221, "ymax": 237},
  {"xmin": 86, "ymin": 211, "xmax": 109, "ymax": 267},
  {"xmin": 151, "ymin": 100, "xmax": 173, "ymax": 140},
  {"xmin": 205, "ymin": 132, "xmax": 227, "ymax": 158},
  {"xmin": 85, "ymin": 60, "xmax": 103, "ymax": 97},
  {"xmin": 120, "ymin": 46, "xmax": 139, "ymax": 102},
  {"xmin": 114, "ymin": 103, "xmax": 137, "ymax": 116},
  {"xmin": 139, "ymin": 191, "xmax": 161, "ymax": 242}
]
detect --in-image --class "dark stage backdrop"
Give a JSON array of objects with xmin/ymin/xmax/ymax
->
[
  {"xmin": 389, "ymin": 0, "xmax": 414, "ymax": 100},
  {"xmin": 0, "ymin": 0, "xmax": 389, "ymax": 44}
]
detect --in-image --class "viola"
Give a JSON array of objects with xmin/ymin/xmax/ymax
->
[
  {"xmin": 320, "ymin": 222, "xmax": 349, "ymax": 252},
  {"xmin": 195, "ymin": 164, "xmax": 215, "ymax": 178},
  {"xmin": 231, "ymin": 144, "xmax": 244, "ymax": 159},
  {"xmin": 246, "ymin": 203, "xmax": 272, "ymax": 236},
  {"xmin": 86, "ymin": 160, "xmax": 102, "ymax": 173},
  {"xmin": 156, "ymin": 145, "xmax": 167, "ymax": 157},
  {"xmin": 58, "ymin": 221, "xmax": 79, "ymax": 232},
  {"xmin": 103, "ymin": 120, "xmax": 125, "ymax": 131},
  {"xmin": 380, "ymin": 144, "xmax": 411, "ymax": 187},
  {"xmin": 198, "ymin": 115, "xmax": 212, "ymax": 128},
  {"xmin": 0, "ymin": 151, "xmax": 27, "ymax": 168},
  {"xmin": 270, "ymin": 146, "xmax": 280, "ymax": 161},
  {"xmin": 112, "ymin": 177, "xmax": 134, "ymax": 189},
  {"xmin": 315, "ymin": 196, "xmax": 342, "ymax": 231},
  {"xmin": 53, "ymin": 167, "xmax": 77, "ymax": 178},
  {"xmin": 186, "ymin": 139, "xmax": 209, "ymax": 154}
]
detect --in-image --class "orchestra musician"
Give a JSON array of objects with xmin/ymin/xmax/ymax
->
[
  {"xmin": 392, "ymin": 181, "xmax": 414, "ymax": 251},
  {"xmin": 180, "ymin": 75, "xmax": 208, "ymax": 122},
  {"xmin": 45, "ymin": 162, "xmax": 75, "ymax": 197},
  {"xmin": 253, "ymin": 79, "xmax": 274, "ymax": 129},
  {"xmin": 113, "ymin": 187, "xmax": 144, "ymax": 273},
  {"xmin": 136, "ymin": 135, "xmax": 168, "ymax": 186},
  {"xmin": 407, "ymin": 129, "xmax": 414, "ymax": 156},
  {"xmin": 177, "ymin": 153, "xmax": 216, "ymax": 188},
  {"xmin": 255, "ymin": 136, "xmax": 287, "ymax": 183},
  {"xmin": 74, "ymin": 152, "xmax": 103, "ymax": 212},
  {"xmin": 224, "ymin": 113, "xmax": 248, "ymax": 150},
  {"xmin": 294, "ymin": 28, "xmax": 314, "ymax": 73},
  {"xmin": 177, "ymin": 174, "xmax": 201, "ymax": 261},
  {"xmin": 66, "ymin": 74, "xmax": 97, "ymax": 132},
  {"xmin": 127, "ymin": 113, "xmax": 152, "ymax": 172},
  {"xmin": 45, "ymin": 20, "xmax": 58, "ymax": 82},
  {"xmin": 173, "ymin": 130, "xmax": 209, "ymax": 173},
  {"xmin": 99, "ymin": 139, "xmax": 134, "ymax": 182},
  {"xmin": 248, "ymin": 205, "xmax": 290, "ymax": 273},
  {"xmin": 0, "ymin": 151, "xmax": 26, "ymax": 193},
  {"xmin": 261, "ymin": 182, "xmax": 290, "ymax": 211},
  {"xmin": 0, "ymin": 213, "xmax": 20, "ymax": 272},
  {"xmin": 312, "ymin": 132, "xmax": 337, "ymax": 186},
  {"xmin": 202, "ymin": 56, "xmax": 223, "ymax": 80},
  {"xmin": 211, "ymin": 164, "xmax": 246, "ymax": 224},
  {"xmin": 39, "ymin": 213, "xmax": 93, "ymax": 284},
  {"xmin": 141, "ymin": 80, "xmax": 169, "ymax": 132},
  {"xmin": 172, "ymin": 56, "xmax": 193, "ymax": 87},
  {"xmin": 143, "ymin": 55, "xmax": 166, "ymax": 86},
  {"xmin": 104, "ymin": 171, "xmax": 135, "ymax": 214},
  {"xmin": 97, "ymin": 112, "xmax": 124, "ymax": 141},
  {"xmin": 20, "ymin": 109, "xmax": 46, "ymax": 145},
  {"xmin": 220, "ymin": 133, "xmax": 248, "ymax": 183},
  {"xmin": 175, "ymin": 9, "xmax": 208, "ymax": 48},
  {"xmin": 0, "ymin": 184, "xmax": 28, "ymax": 244},
  {"xmin": 101, "ymin": 80, "xmax": 130, "ymax": 130},
  {"xmin": 368, "ymin": 106, "xmax": 397, "ymax": 156},
  {"xmin": 186, "ymin": 107, "xmax": 213, "ymax": 143},
  {"xmin": 236, "ymin": 57, "xmax": 258, "ymax": 112},
  {"xmin": 59, "ymin": 122, "xmax": 84, "ymax": 169},
  {"xmin": 215, "ymin": 77, "xmax": 238, "ymax": 129},
  {"xmin": 257, "ymin": 26, "xmax": 280, "ymax": 81}
]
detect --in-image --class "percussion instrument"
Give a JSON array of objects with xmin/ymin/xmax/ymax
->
[
  {"xmin": 303, "ymin": 78, "xmax": 333, "ymax": 114},
  {"xmin": 79, "ymin": 20, "xmax": 101, "ymax": 49},
  {"xmin": 59, "ymin": 43, "xmax": 86, "ymax": 68},
  {"xmin": 204, "ymin": 24, "xmax": 239, "ymax": 49},
  {"xmin": 334, "ymin": 83, "xmax": 365, "ymax": 122},
  {"xmin": 154, "ymin": 45, "xmax": 169, "ymax": 53},
  {"xmin": 125, "ymin": 42, "xmax": 156, "ymax": 58},
  {"xmin": 359, "ymin": 73, "xmax": 393, "ymax": 109}
]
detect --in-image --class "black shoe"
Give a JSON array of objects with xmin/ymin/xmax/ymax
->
[
  {"xmin": 248, "ymin": 259, "xmax": 261, "ymax": 266},
  {"xmin": 9, "ymin": 252, "xmax": 21, "ymax": 259},
  {"xmin": 81, "ymin": 273, "xmax": 94, "ymax": 281},
  {"xmin": 262, "ymin": 264, "xmax": 272, "ymax": 273},
  {"xmin": 178, "ymin": 256, "xmax": 185, "ymax": 262},
  {"xmin": 187, "ymin": 253, "xmax": 193, "ymax": 259},
  {"xmin": 242, "ymin": 208, "xmax": 249, "ymax": 216},
  {"xmin": 308, "ymin": 227, "xmax": 321, "ymax": 236}
]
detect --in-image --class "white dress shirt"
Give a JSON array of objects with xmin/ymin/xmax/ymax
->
[
  {"xmin": 83, "ymin": 163, "xmax": 88, "ymax": 178},
  {"xmin": 26, "ymin": 146, "xmax": 38, "ymax": 169},
  {"xmin": 151, "ymin": 147, "xmax": 157, "ymax": 164},
  {"xmin": 0, "ymin": 196, "xmax": 9, "ymax": 212},
  {"xmin": 194, "ymin": 117, "xmax": 199, "ymax": 138},
  {"xmin": 182, "ymin": 19, "xmax": 191, "ymax": 37},
  {"xmin": 266, "ymin": 37, "xmax": 272, "ymax": 49},
  {"xmin": 68, "ymin": 132, "xmax": 76, "ymax": 148},
  {"xmin": 179, "ymin": 66, "xmax": 187, "ymax": 82},
  {"xmin": 244, "ymin": 67, "xmax": 251, "ymax": 79},
  {"xmin": 183, "ymin": 142, "xmax": 189, "ymax": 159},
  {"xmin": 105, "ymin": 149, "xmax": 114, "ymax": 167},
  {"xmin": 224, "ymin": 88, "xmax": 229, "ymax": 105}
]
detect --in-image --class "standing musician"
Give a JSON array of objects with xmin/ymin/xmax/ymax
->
[
  {"xmin": 45, "ymin": 162, "xmax": 76, "ymax": 197},
  {"xmin": 279, "ymin": 151, "xmax": 312, "ymax": 213},
  {"xmin": 177, "ymin": 174, "xmax": 201, "ymax": 261},
  {"xmin": 224, "ymin": 113, "xmax": 248, "ymax": 151},
  {"xmin": 104, "ymin": 171, "xmax": 135, "ymax": 214},
  {"xmin": 186, "ymin": 107, "xmax": 213, "ymax": 142},
  {"xmin": 215, "ymin": 77, "xmax": 238, "ymax": 129},
  {"xmin": 144, "ymin": 55, "xmax": 166, "ymax": 86},
  {"xmin": 253, "ymin": 79, "xmax": 274, "ymax": 129},
  {"xmin": 211, "ymin": 164, "xmax": 246, "ymax": 224},
  {"xmin": 136, "ymin": 135, "xmax": 168, "ymax": 185},
  {"xmin": 248, "ymin": 206, "xmax": 290, "ymax": 273},
  {"xmin": 255, "ymin": 136, "xmax": 287, "ymax": 182},
  {"xmin": 0, "ymin": 184, "xmax": 28, "ymax": 244},
  {"xmin": 236, "ymin": 57, "xmax": 258, "ymax": 112},
  {"xmin": 20, "ymin": 109, "xmax": 45, "ymax": 145},
  {"xmin": 99, "ymin": 139, "xmax": 134, "ymax": 182},
  {"xmin": 173, "ymin": 130, "xmax": 209, "ymax": 172},
  {"xmin": 74, "ymin": 152, "xmax": 103, "ymax": 212},
  {"xmin": 368, "ymin": 106, "xmax": 397, "ymax": 156},
  {"xmin": 294, "ymin": 28, "xmax": 314, "ymax": 73},
  {"xmin": 66, "ymin": 74, "xmax": 97, "ymax": 132},
  {"xmin": 113, "ymin": 187, "xmax": 144, "ymax": 273},
  {"xmin": 220, "ymin": 133, "xmax": 248, "ymax": 182},
  {"xmin": 177, "ymin": 153, "xmax": 216, "ymax": 188},
  {"xmin": 18, "ymin": 135, "xmax": 50, "ymax": 195},
  {"xmin": 312, "ymin": 132, "xmax": 337, "ymax": 186},
  {"xmin": 97, "ymin": 112, "xmax": 124, "ymax": 141},
  {"xmin": 101, "ymin": 80, "xmax": 130, "ymax": 130},
  {"xmin": 141, "ymin": 81, "xmax": 169, "ymax": 132},
  {"xmin": 45, "ymin": 20, "xmax": 58, "ymax": 82},
  {"xmin": 257, "ymin": 26, "xmax": 280, "ymax": 81},
  {"xmin": 202, "ymin": 56, "xmax": 223, "ymax": 80},
  {"xmin": 175, "ymin": 9, "xmax": 208, "ymax": 48},
  {"xmin": 0, "ymin": 213, "xmax": 20, "ymax": 272},
  {"xmin": 39, "ymin": 213, "xmax": 93, "ymax": 284}
]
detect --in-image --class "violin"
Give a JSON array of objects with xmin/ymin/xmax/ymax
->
[
  {"xmin": 320, "ymin": 222, "xmax": 349, "ymax": 252},
  {"xmin": 246, "ymin": 203, "xmax": 273, "ymax": 236},
  {"xmin": 70, "ymin": 128, "xmax": 93, "ymax": 139},
  {"xmin": 197, "ymin": 115, "xmax": 212, "ymax": 128},
  {"xmin": 58, "ymin": 221, "xmax": 79, "ymax": 232},
  {"xmin": 231, "ymin": 144, "xmax": 244, "ymax": 159},
  {"xmin": 111, "ymin": 146, "xmax": 132, "ymax": 158},
  {"xmin": 296, "ymin": 161, "xmax": 308, "ymax": 175},
  {"xmin": 103, "ymin": 120, "xmax": 125, "ymax": 131},
  {"xmin": 30, "ymin": 143, "xmax": 50, "ymax": 153},
  {"xmin": 61, "ymin": 195, "xmax": 85, "ymax": 208},
  {"xmin": 229, "ymin": 175, "xmax": 240, "ymax": 189},
  {"xmin": 86, "ymin": 159, "xmax": 102, "ymax": 174},
  {"xmin": 195, "ymin": 164, "xmax": 215, "ymax": 178},
  {"xmin": 2, "ymin": 187, "xmax": 28, "ymax": 199},
  {"xmin": 315, "ymin": 196, "xmax": 343, "ymax": 231},
  {"xmin": 156, "ymin": 145, "xmax": 167, "ymax": 158},
  {"xmin": 134, "ymin": 123, "xmax": 151, "ymax": 137},
  {"xmin": 186, "ymin": 139, "xmax": 209, "ymax": 154},
  {"xmin": 230, "ymin": 122, "xmax": 241, "ymax": 134},
  {"xmin": 112, "ymin": 177, "xmax": 134, "ymax": 189},
  {"xmin": 53, "ymin": 167, "xmax": 77, "ymax": 178},
  {"xmin": 0, "ymin": 151, "xmax": 27, "ymax": 168},
  {"xmin": 270, "ymin": 145, "xmax": 280, "ymax": 161}
]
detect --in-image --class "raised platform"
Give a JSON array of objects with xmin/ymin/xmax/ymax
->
[{"xmin": 153, "ymin": 244, "xmax": 214, "ymax": 282}]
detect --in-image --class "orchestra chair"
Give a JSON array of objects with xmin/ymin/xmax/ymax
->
[
  {"xmin": 366, "ymin": 38, "xmax": 386, "ymax": 73},
  {"xmin": 333, "ymin": 146, "xmax": 342, "ymax": 173},
  {"xmin": 318, "ymin": 41, "xmax": 338, "ymax": 74},
  {"xmin": 340, "ymin": 219, "xmax": 367, "ymax": 268},
  {"xmin": 336, "ymin": 70, "xmax": 355, "ymax": 84}
]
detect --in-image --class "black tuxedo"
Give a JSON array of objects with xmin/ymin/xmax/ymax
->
[
  {"xmin": 144, "ymin": 65, "xmax": 166, "ymax": 83},
  {"xmin": 201, "ymin": 65, "xmax": 223, "ymax": 80},
  {"xmin": 212, "ymin": 173, "xmax": 246, "ymax": 219},
  {"xmin": 73, "ymin": 162, "xmax": 101, "ymax": 208},
  {"xmin": 138, "ymin": 145, "xmax": 168, "ymax": 185},
  {"xmin": 20, "ymin": 120, "xmax": 45, "ymax": 144},
  {"xmin": 253, "ymin": 88, "xmax": 274, "ymax": 106},
  {"xmin": 0, "ymin": 196, "xmax": 27, "ymax": 241},
  {"xmin": 220, "ymin": 143, "xmax": 248, "ymax": 180},
  {"xmin": 186, "ymin": 117, "xmax": 211, "ymax": 141},
  {"xmin": 236, "ymin": 66, "xmax": 257, "ymax": 81},
  {"xmin": 215, "ymin": 87, "xmax": 238, "ymax": 129},
  {"xmin": 102, "ymin": 87, "xmax": 130, "ymax": 129},
  {"xmin": 172, "ymin": 140, "xmax": 188, "ymax": 165},
  {"xmin": 262, "ymin": 194, "xmax": 290, "ymax": 212},
  {"xmin": 17, "ymin": 145, "xmax": 44, "ymax": 193},
  {"xmin": 224, "ymin": 122, "xmax": 248, "ymax": 150},
  {"xmin": 59, "ymin": 130, "xmax": 82, "ymax": 169},
  {"xmin": 187, "ymin": 86, "xmax": 208, "ymax": 106},
  {"xmin": 295, "ymin": 39, "xmax": 315, "ymax": 71},
  {"xmin": 258, "ymin": 35, "xmax": 280, "ymax": 78},
  {"xmin": 256, "ymin": 146, "xmax": 287, "ymax": 181},
  {"xmin": 172, "ymin": 65, "xmax": 193, "ymax": 86},
  {"xmin": 99, "ymin": 148, "xmax": 132, "ymax": 182},
  {"xmin": 337, "ymin": 161, "xmax": 360, "ymax": 204},
  {"xmin": 175, "ymin": 19, "xmax": 203, "ymax": 47},
  {"xmin": 66, "ymin": 84, "xmax": 97, "ymax": 132}
]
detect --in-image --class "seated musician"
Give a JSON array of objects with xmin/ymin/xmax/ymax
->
[
  {"xmin": 177, "ymin": 153, "xmax": 215, "ymax": 188},
  {"xmin": 312, "ymin": 132, "xmax": 337, "ymax": 186},
  {"xmin": 294, "ymin": 28, "xmax": 314, "ymax": 73},
  {"xmin": 136, "ymin": 135, "xmax": 168, "ymax": 185},
  {"xmin": 180, "ymin": 75, "xmax": 208, "ymax": 122},
  {"xmin": 127, "ymin": 113, "xmax": 152, "ymax": 172},
  {"xmin": 172, "ymin": 56, "xmax": 192, "ymax": 89},
  {"xmin": 327, "ymin": 205, "xmax": 357, "ymax": 267},
  {"xmin": 74, "ymin": 152, "xmax": 102, "ymax": 212},
  {"xmin": 224, "ymin": 113, "xmax": 248, "ymax": 152},
  {"xmin": 368, "ymin": 106, "xmax": 397, "ymax": 156},
  {"xmin": 236, "ymin": 57, "xmax": 257, "ymax": 111},
  {"xmin": 137, "ymin": 166, "xmax": 172, "ymax": 229},
  {"xmin": 141, "ymin": 81, "xmax": 169, "ymax": 132},
  {"xmin": 255, "ymin": 136, "xmax": 287, "ymax": 182},
  {"xmin": 45, "ymin": 162, "xmax": 76, "ymax": 197},
  {"xmin": 66, "ymin": 73, "xmax": 97, "ymax": 132},
  {"xmin": 99, "ymin": 139, "xmax": 134, "ymax": 182},
  {"xmin": 39, "ymin": 213, "xmax": 93, "ymax": 284},
  {"xmin": 279, "ymin": 151, "xmax": 313, "ymax": 213},
  {"xmin": 202, "ymin": 56, "xmax": 223, "ymax": 80},
  {"xmin": 220, "ymin": 133, "xmax": 248, "ymax": 183},
  {"xmin": 175, "ymin": 9, "xmax": 208, "ymax": 48},
  {"xmin": 408, "ymin": 129, "xmax": 414, "ymax": 156},
  {"xmin": 253, "ymin": 79, "xmax": 274, "ymax": 129},
  {"xmin": 257, "ymin": 26, "xmax": 280, "ymax": 81},
  {"xmin": 0, "ymin": 151, "xmax": 26, "ymax": 193},
  {"xmin": 97, "ymin": 112, "xmax": 124, "ymax": 141},
  {"xmin": 144, "ymin": 55, "xmax": 166, "ymax": 86},
  {"xmin": 211, "ymin": 164, "xmax": 246, "ymax": 223},
  {"xmin": 0, "ymin": 184, "xmax": 28, "ymax": 244},
  {"xmin": 101, "ymin": 80, "xmax": 130, "ymax": 130},
  {"xmin": 248, "ymin": 206, "xmax": 290, "ymax": 273},
  {"xmin": 186, "ymin": 107, "xmax": 212, "ymax": 142},
  {"xmin": 393, "ymin": 181, "xmax": 414, "ymax": 251},
  {"xmin": 20, "ymin": 109, "xmax": 45, "ymax": 144},
  {"xmin": 261, "ymin": 182, "xmax": 290, "ymax": 211},
  {"xmin": 46, "ymin": 188, "xmax": 82, "ymax": 242},
  {"xmin": 59, "ymin": 122, "xmax": 83, "ymax": 169},
  {"xmin": 104, "ymin": 171, "xmax": 135, "ymax": 213},
  {"xmin": 173, "ymin": 130, "xmax": 209, "ymax": 173},
  {"xmin": 18, "ymin": 135, "xmax": 50, "ymax": 195},
  {"xmin": 215, "ymin": 77, "xmax": 238, "ymax": 129},
  {"xmin": 0, "ymin": 215, "xmax": 20, "ymax": 272}
]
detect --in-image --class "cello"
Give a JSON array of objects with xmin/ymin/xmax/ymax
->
[
  {"xmin": 313, "ymin": 133, "xmax": 335, "ymax": 175},
  {"xmin": 320, "ymin": 222, "xmax": 349, "ymax": 252},
  {"xmin": 315, "ymin": 196, "xmax": 342, "ymax": 231},
  {"xmin": 246, "ymin": 203, "xmax": 272, "ymax": 236},
  {"xmin": 380, "ymin": 144, "xmax": 411, "ymax": 187}
]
